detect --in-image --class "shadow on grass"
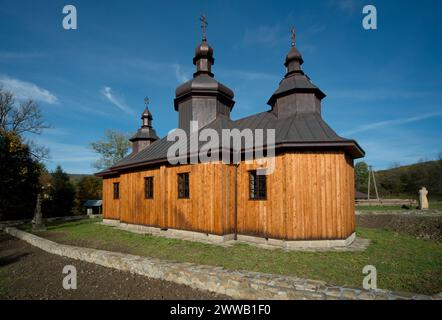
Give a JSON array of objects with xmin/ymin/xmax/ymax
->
[{"xmin": 0, "ymin": 253, "xmax": 29, "ymax": 267}]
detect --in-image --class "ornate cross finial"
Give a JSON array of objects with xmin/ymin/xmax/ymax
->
[
  {"xmin": 144, "ymin": 96, "xmax": 149, "ymax": 107},
  {"xmin": 200, "ymin": 14, "xmax": 208, "ymax": 41},
  {"xmin": 290, "ymin": 26, "xmax": 296, "ymax": 47}
]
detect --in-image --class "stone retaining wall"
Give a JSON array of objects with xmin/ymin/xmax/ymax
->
[
  {"xmin": 2, "ymin": 227, "xmax": 440, "ymax": 300},
  {"xmin": 356, "ymin": 210, "xmax": 442, "ymax": 216}
]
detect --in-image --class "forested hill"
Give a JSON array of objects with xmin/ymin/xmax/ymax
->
[
  {"xmin": 68, "ymin": 174, "xmax": 94, "ymax": 184},
  {"xmin": 375, "ymin": 160, "xmax": 442, "ymax": 198}
]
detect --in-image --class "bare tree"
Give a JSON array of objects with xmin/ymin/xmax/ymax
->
[
  {"xmin": 0, "ymin": 88, "xmax": 50, "ymax": 135},
  {"xmin": 0, "ymin": 87, "xmax": 50, "ymax": 159}
]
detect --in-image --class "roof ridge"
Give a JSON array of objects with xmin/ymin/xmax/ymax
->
[
  {"xmin": 232, "ymin": 110, "xmax": 271, "ymax": 124},
  {"xmin": 314, "ymin": 113, "xmax": 343, "ymax": 140}
]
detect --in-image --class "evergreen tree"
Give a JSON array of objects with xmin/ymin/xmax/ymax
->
[{"xmin": 44, "ymin": 166, "xmax": 76, "ymax": 217}]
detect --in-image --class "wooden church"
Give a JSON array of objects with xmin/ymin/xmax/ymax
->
[{"xmin": 97, "ymin": 21, "xmax": 364, "ymax": 248}]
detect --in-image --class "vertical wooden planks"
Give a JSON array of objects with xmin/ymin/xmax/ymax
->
[{"xmin": 101, "ymin": 150, "xmax": 356, "ymax": 241}]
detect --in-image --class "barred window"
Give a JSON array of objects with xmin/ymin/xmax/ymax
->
[
  {"xmin": 177, "ymin": 173, "xmax": 190, "ymax": 199},
  {"xmin": 144, "ymin": 177, "xmax": 153, "ymax": 199},
  {"xmin": 249, "ymin": 170, "xmax": 266, "ymax": 200},
  {"xmin": 113, "ymin": 182, "xmax": 120, "ymax": 199}
]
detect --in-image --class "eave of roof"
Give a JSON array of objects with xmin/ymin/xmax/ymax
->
[{"xmin": 96, "ymin": 112, "xmax": 365, "ymax": 177}]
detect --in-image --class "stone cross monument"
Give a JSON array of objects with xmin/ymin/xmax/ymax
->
[
  {"xmin": 418, "ymin": 187, "xmax": 429, "ymax": 210},
  {"xmin": 32, "ymin": 192, "xmax": 46, "ymax": 231}
]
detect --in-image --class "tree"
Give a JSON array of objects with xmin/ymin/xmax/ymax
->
[
  {"xmin": 43, "ymin": 166, "xmax": 76, "ymax": 217},
  {"xmin": 75, "ymin": 176, "xmax": 102, "ymax": 212},
  {"xmin": 376, "ymin": 158, "xmax": 442, "ymax": 197},
  {"xmin": 90, "ymin": 129, "xmax": 131, "ymax": 170},
  {"xmin": 0, "ymin": 88, "xmax": 51, "ymax": 221},
  {"xmin": 0, "ymin": 131, "xmax": 42, "ymax": 220},
  {"xmin": 77, "ymin": 176, "xmax": 102, "ymax": 201},
  {"xmin": 0, "ymin": 88, "xmax": 49, "ymax": 159},
  {"xmin": 354, "ymin": 161, "xmax": 369, "ymax": 192}
]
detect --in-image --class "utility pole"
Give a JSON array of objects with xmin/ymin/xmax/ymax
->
[
  {"xmin": 367, "ymin": 165, "xmax": 381, "ymax": 205},
  {"xmin": 367, "ymin": 166, "xmax": 371, "ymax": 201}
]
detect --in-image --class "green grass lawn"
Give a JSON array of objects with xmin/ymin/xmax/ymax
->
[{"xmin": 30, "ymin": 218, "xmax": 442, "ymax": 295}]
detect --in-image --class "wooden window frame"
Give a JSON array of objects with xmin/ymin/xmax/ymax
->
[
  {"xmin": 177, "ymin": 172, "xmax": 190, "ymax": 199},
  {"xmin": 249, "ymin": 170, "xmax": 267, "ymax": 200},
  {"xmin": 144, "ymin": 176, "xmax": 154, "ymax": 199},
  {"xmin": 113, "ymin": 182, "xmax": 120, "ymax": 200}
]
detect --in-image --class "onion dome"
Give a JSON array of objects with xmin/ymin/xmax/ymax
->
[
  {"xmin": 129, "ymin": 98, "xmax": 159, "ymax": 153},
  {"xmin": 174, "ymin": 15, "xmax": 234, "ymax": 112},
  {"xmin": 267, "ymin": 27, "xmax": 325, "ymax": 108}
]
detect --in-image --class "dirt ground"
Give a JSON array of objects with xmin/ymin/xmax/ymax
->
[
  {"xmin": 0, "ymin": 232, "xmax": 229, "ymax": 300},
  {"xmin": 356, "ymin": 214, "xmax": 442, "ymax": 241}
]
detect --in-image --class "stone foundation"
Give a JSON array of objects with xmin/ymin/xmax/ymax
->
[
  {"xmin": 237, "ymin": 233, "xmax": 355, "ymax": 249},
  {"xmin": 102, "ymin": 219, "xmax": 356, "ymax": 250},
  {"xmin": 102, "ymin": 219, "xmax": 234, "ymax": 244}
]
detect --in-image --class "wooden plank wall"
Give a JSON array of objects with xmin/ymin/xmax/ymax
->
[
  {"xmin": 102, "ymin": 176, "xmax": 120, "ymax": 220},
  {"xmin": 236, "ymin": 151, "xmax": 355, "ymax": 240},
  {"xmin": 102, "ymin": 162, "xmax": 235, "ymax": 235},
  {"xmin": 102, "ymin": 151, "xmax": 355, "ymax": 240}
]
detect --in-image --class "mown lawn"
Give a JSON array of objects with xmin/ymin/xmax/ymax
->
[{"xmin": 30, "ymin": 218, "xmax": 442, "ymax": 295}]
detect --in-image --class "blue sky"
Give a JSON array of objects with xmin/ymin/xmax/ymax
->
[{"xmin": 1, "ymin": 0, "xmax": 441, "ymax": 173}]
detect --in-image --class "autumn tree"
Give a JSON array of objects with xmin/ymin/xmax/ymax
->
[{"xmin": 90, "ymin": 129, "xmax": 131, "ymax": 170}]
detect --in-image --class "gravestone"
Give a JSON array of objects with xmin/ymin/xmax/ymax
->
[{"xmin": 418, "ymin": 187, "xmax": 429, "ymax": 210}]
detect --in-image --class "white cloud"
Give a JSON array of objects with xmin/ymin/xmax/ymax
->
[
  {"xmin": 243, "ymin": 24, "xmax": 285, "ymax": 47},
  {"xmin": 118, "ymin": 58, "xmax": 192, "ymax": 86},
  {"xmin": 219, "ymin": 69, "xmax": 279, "ymax": 82},
  {"xmin": 329, "ymin": 0, "xmax": 361, "ymax": 14},
  {"xmin": 173, "ymin": 64, "xmax": 190, "ymax": 83},
  {"xmin": 100, "ymin": 86, "xmax": 134, "ymax": 115},
  {"xmin": 0, "ymin": 75, "xmax": 58, "ymax": 104},
  {"xmin": 342, "ymin": 112, "xmax": 442, "ymax": 136},
  {"xmin": 357, "ymin": 135, "xmax": 441, "ymax": 170},
  {"xmin": 329, "ymin": 89, "xmax": 429, "ymax": 101}
]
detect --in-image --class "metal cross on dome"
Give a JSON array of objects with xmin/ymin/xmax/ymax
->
[
  {"xmin": 200, "ymin": 14, "xmax": 208, "ymax": 41},
  {"xmin": 291, "ymin": 26, "xmax": 296, "ymax": 47},
  {"xmin": 144, "ymin": 96, "xmax": 149, "ymax": 106}
]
